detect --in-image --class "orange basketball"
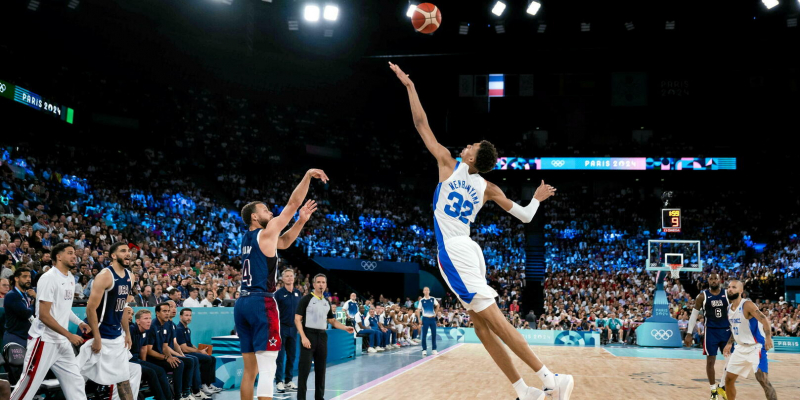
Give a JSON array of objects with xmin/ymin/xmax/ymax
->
[{"xmin": 412, "ymin": 3, "xmax": 442, "ymax": 34}]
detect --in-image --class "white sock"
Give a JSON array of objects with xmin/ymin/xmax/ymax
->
[
  {"xmin": 512, "ymin": 378, "xmax": 529, "ymax": 399},
  {"xmin": 710, "ymin": 383, "xmax": 718, "ymax": 391},
  {"xmin": 536, "ymin": 366, "xmax": 556, "ymax": 390}
]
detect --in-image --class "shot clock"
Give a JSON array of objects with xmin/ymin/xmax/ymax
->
[{"xmin": 662, "ymin": 209, "xmax": 681, "ymax": 233}]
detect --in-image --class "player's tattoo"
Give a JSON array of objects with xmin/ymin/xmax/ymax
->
[
  {"xmin": 755, "ymin": 371, "xmax": 777, "ymax": 400},
  {"xmin": 117, "ymin": 380, "xmax": 134, "ymax": 400}
]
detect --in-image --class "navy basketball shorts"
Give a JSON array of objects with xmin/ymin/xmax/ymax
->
[
  {"xmin": 234, "ymin": 295, "xmax": 282, "ymax": 353},
  {"xmin": 703, "ymin": 327, "xmax": 732, "ymax": 357}
]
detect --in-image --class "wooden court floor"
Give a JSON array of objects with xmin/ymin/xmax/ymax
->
[{"xmin": 349, "ymin": 344, "xmax": 800, "ymax": 400}]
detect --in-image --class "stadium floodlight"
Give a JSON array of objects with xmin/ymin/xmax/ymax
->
[
  {"xmin": 27, "ymin": 0, "xmax": 39, "ymax": 11},
  {"xmin": 762, "ymin": 0, "xmax": 779, "ymax": 9},
  {"xmin": 625, "ymin": 22, "xmax": 635, "ymax": 31},
  {"xmin": 304, "ymin": 5, "xmax": 320, "ymax": 22},
  {"xmin": 459, "ymin": 22, "xmax": 469, "ymax": 35},
  {"xmin": 527, "ymin": 1, "xmax": 541, "ymax": 16},
  {"xmin": 68, "ymin": 0, "xmax": 79, "ymax": 9},
  {"xmin": 492, "ymin": 1, "xmax": 506, "ymax": 17},
  {"xmin": 495, "ymin": 24, "xmax": 506, "ymax": 34},
  {"xmin": 537, "ymin": 23, "xmax": 546, "ymax": 33},
  {"xmin": 324, "ymin": 29, "xmax": 334, "ymax": 37},
  {"xmin": 406, "ymin": 4, "xmax": 417, "ymax": 18},
  {"xmin": 665, "ymin": 21, "xmax": 676, "ymax": 30},
  {"xmin": 288, "ymin": 18, "xmax": 299, "ymax": 30},
  {"xmin": 789, "ymin": 18, "xmax": 798, "ymax": 27},
  {"xmin": 581, "ymin": 22, "xmax": 590, "ymax": 32},
  {"xmin": 323, "ymin": 5, "xmax": 339, "ymax": 21}
]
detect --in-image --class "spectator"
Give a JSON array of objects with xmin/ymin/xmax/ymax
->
[
  {"xmin": 0, "ymin": 278, "xmax": 9, "ymax": 298},
  {"xmin": 183, "ymin": 289, "xmax": 202, "ymax": 308},
  {"xmin": 2, "ymin": 267, "xmax": 35, "ymax": 347}
]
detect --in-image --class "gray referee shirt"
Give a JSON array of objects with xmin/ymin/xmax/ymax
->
[{"xmin": 296, "ymin": 293, "xmax": 334, "ymax": 330}]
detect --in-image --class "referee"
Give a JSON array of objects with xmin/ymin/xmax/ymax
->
[{"xmin": 295, "ymin": 274, "xmax": 354, "ymax": 400}]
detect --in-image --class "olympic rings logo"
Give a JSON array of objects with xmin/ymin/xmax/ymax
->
[
  {"xmin": 551, "ymin": 160, "xmax": 566, "ymax": 167},
  {"xmin": 361, "ymin": 261, "xmax": 377, "ymax": 271},
  {"xmin": 650, "ymin": 329, "xmax": 674, "ymax": 340},
  {"xmin": 0, "ymin": 83, "xmax": 6, "ymax": 93}
]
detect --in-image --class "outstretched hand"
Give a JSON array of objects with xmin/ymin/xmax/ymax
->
[
  {"xmin": 389, "ymin": 62, "xmax": 414, "ymax": 87},
  {"xmin": 298, "ymin": 200, "xmax": 318, "ymax": 222},
  {"xmin": 533, "ymin": 180, "xmax": 557, "ymax": 202},
  {"xmin": 306, "ymin": 169, "xmax": 329, "ymax": 183}
]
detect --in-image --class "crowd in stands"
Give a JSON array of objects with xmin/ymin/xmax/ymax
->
[
  {"xmin": 1, "ymin": 66, "xmax": 797, "ymax": 348},
  {"xmin": 539, "ymin": 188, "xmax": 799, "ymax": 339}
]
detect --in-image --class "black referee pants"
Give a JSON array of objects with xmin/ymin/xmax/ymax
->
[{"xmin": 297, "ymin": 329, "xmax": 327, "ymax": 400}]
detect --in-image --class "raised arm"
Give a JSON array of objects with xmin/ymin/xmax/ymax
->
[
  {"xmin": 485, "ymin": 180, "xmax": 556, "ymax": 223},
  {"xmin": 277, "ymin": 200, "xmax": 317, "ymax": 250},
  {"xmin": 263, "ymin": 169, "xmax": 327, "ymax": 250},
  {"xmin": 389, "ymin": 62, "xmax": 455, "ymax": 170}
]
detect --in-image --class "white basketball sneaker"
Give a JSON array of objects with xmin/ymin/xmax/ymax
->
[
  {"xmin": 367, "ymin": 347, "xmax": 377, "ymax": 353},
  {"xmin": 517, "ymin": 387, "xmax": 546, "ymax": 400},
  {"xmin": 432, "ymin": 350, "xmax": 438, "ymax": 355},
  {"xmin": 422, "ymin": 350, "xmax": 427, "ymax": 357},
  {"xmin": 547, "ymin": 374, "xmax": 574, "ymax": 400}
]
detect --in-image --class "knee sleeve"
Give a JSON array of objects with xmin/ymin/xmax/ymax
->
[{"xmin": 255, "ymin": 351, "xmax": 279, "ymax": 398}]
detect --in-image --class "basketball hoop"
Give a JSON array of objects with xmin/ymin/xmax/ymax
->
[{"xmin": 668, "ymin": 264, "xmax": 682, "ymax": 279}]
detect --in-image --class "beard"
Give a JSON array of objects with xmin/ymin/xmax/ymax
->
[
  {"xmin": 256, "ymin": 216, "xmax": 270, "ymax": 229},
  {"xmin": 728, "ymin": 292, "xmax": 740, "ymax": 300},
  {"xmin": 710, "ymin": 284, "xmax": 719, "ymax": 290},
  {"xmin": 21, "ymin": 282, "xmax": 31, "ymax": 290}
]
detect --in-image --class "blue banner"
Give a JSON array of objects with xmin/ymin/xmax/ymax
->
[
  {"xmin": 636, "ymin": 322, "xmax": 682, "ymax": 347},
  {"xmin": 773, "ymin": 337, "xmax": 800, "ymax": 353},
  {"xmin": 436, "ymin": 328, "xmax": 599, "ymax": 347},
  {"xmin": 314, "ymin": 257, "xmax": 420, "ymax": 274}
]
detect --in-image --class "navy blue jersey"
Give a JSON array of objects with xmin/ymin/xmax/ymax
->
[
  {"xmin": 703, "ymin": 289, "xmax": 730, "ymax": 329},
  {"xmin": 130, "ymin": 327, "xmax": 147, "ymax": 360},
  {"xmin": 95, "ymin": 267, "xmax": 131, "ymax": 339},
  {"xmin": 175, "ymin": 322, "xmax": 193, "ymax": 348},
  {"xmin": 240, "ymin": 229, "xmax": 278, "ymax": 293},
  {"xmin": 152, "ymin": 318, "xmax": 174, "ymax": 354}
]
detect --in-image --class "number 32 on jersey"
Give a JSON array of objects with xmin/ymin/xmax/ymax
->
[{"xmin": 443, "ymin": 192, "xmax": 474, "ymax": 225}]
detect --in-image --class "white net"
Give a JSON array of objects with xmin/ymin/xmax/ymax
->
[{"xmin": 669, "ymin": 264, "xmax": 682, "ymax": 279}]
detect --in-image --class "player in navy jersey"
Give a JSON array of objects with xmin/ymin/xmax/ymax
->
[
  {"xmin": 236, "ymin": 168, "xmax": 326, "ymax": 400},
  {"xmin": 391, "ymin": 63, "xmax": 570, "ymax": 400},
  {"xmin": 78, "ymin": 242, "xmax": 136, "ymax": 400},
  {"xmin": 686, "ymin": 273, "xmax": 731, "ymax": 400}
]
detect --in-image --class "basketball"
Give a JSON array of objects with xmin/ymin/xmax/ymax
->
[{"xmin": 412, "ymin": 3, "xmax": 442, "ymax": 34}]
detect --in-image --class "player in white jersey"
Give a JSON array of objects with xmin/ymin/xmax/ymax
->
[
  {"xmin": 391, "ymin": 62, "xmax": 573, "ymax": 400},
  {"xmin": 722, "ymin": 280, "xmax": 777, "ymax": 400},
  {"xmin": 11, "ymin": 243, "xmax": 91, "ymax": 400}
]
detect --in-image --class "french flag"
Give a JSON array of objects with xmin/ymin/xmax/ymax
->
[{"xmin": 489, "ymin": 74, "xmax": 504, "ymax": 97}]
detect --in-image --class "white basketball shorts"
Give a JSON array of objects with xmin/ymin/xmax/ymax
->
[
  {"xmin": 76, "ymin": 335, "xmax": 132, "ymax": 385},
  {"xmin": 437, "ymin": 236, "xmax": 499, "ymax": 313}
]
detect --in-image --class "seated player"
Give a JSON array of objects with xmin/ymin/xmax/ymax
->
[
  {"xmin": 130, "ymin": 309, "xmax": 172, "ymax": 400},
  {"xmin": 147, "ymin": 303, "xmax": 191, "ymax": 400},
  {"xmin": 175, "ymin": 309, "xmax": 222, "ymax": 395}
]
